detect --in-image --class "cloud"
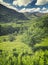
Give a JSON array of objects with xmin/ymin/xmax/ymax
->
[
  {"xmin": 19, "ymin": 8, "xmax": 40, "ymax": 12},
  {"xmin": 0, "ymin": 0, "xmax": 18, "ymax": 11},
  {"xmin": 0, "ymin": 0, "xmax": 48, "ymax": 13},
  {"xmin": 42, "ymin": 7, "xmax": 47, "ymax": 11},
  {"xmin": 13, "ymin": 0, "xmax": 32, "ymax": 6},
  {"xmin": 0, "ymin": 0, "xmax": 3, "ymax": 2},
  {"xmin": 36, "ymin": 0, "xmax": 48, "ymax": 5},
  {"xmin": 41, "ymin": 7, "xmax": 48, "ymax": 13},
  {"xmin": 19, "ymin": 7, "xmax": 48, "ymax": 13}
]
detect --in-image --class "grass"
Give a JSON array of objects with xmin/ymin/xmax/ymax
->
[
  {"xmin": 0, "ymin": 14, "xmax": 48, "ymax": 65},
  {"xmin": 35, "ymin": 38, "xmax": 48, "ymax": 47},
  {"xmin": 0, "ymin": 35, "xmax": 32, "ymax": 54}
]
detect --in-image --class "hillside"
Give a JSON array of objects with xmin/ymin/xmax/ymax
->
[
  {"xmin": 0, "ymin": 4, "xmax": 28, "ymax": 23},
  {"xmin": 0, "ymin": 4, "xmax": 48, "ymax": 65}
]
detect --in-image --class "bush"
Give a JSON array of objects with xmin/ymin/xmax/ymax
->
[
  {"xmin": 9, "ymin": 35, "xmax": 15, "ymax": 42},
  {"xmin": 22, "ymin": 15, "xmax": 48, "ymax": 46},
  {"xmin": 3, "ymin": 38, "xmax": 7, "ymax": 42}
]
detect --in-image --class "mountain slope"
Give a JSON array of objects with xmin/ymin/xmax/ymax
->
[{"xmin": 0, "ymin": 4, "xmax": 28, "ymax": 23}]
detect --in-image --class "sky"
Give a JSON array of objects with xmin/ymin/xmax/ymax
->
[
  {"xmin": 0, "ymin": 0, "xmax": 48, "ymax": 13},
  {"xmin": 0, "ymin": 0, "xmax": 48, "ymax": 6},
  {"xmin": 36, "ymin": 0, "xmax": 48, "ymax": 5},
  {"xmin": 13, "ymin": 0, "xmax": 32, "ymax": 6},
  {"xmin": 13, "ymin": 0, "xmax": 48, "ymax": 6}
]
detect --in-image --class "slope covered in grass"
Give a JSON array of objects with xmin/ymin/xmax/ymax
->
[
  {"xmin": 35, "ymin": 38, "xmax": 48, "ymax": 47},
  {"xmin": 0, "ymin": 7, "xmax": 48, "ymax": 65},
  {"xmin": 0, "ymin": 37, "xmax": 48, "ymax": 65}
]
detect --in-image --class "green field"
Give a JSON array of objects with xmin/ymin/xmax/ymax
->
[{"xmin": 0, "ymin": 14, "xmax": 48, "ymax": 65}]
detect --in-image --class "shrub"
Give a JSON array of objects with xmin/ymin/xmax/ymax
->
[{"xmin": 9, "ymin": 35, "xmax": 15, "ymax": 42}]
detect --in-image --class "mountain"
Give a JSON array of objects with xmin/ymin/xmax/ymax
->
[
  {"xmin": 0, "ymin": 4, "xmax": 28, "ymax": 23},
  {"xmin": 0, "ymin": 4, "xmax": 48, "ymax": 23}
]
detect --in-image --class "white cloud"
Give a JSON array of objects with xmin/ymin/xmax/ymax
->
[
  {"xmin": 42, "ymin": 7, "xmax": 47, "ymax": 11},
  {"xmin": 13, "ymin": 0, "xmax": 32, "ymax": 6},
  {"xmin": 0, "ymin": 0, "xmax": 18, "ymax": 11},
  {"xmin": 19, "ymin": 7, "xmax": 48, "ymax": 13},
  {"xmin": 36, "ymin": 0, "xmax": 48, "ymax": 5},
  {"xmin": 0, "ymin": 0, "xmax": 3, "ymax": 2},
  {"xmin": 40, "ymin": 7, "xmax": 48, "ymax": 13},
  {"xmin": 19, "ymin": 8, "xmax": 40, "ymax": 13},
  {"xmin": 0, "ymin": 0, "xmax": 48, "ymax": 13}
]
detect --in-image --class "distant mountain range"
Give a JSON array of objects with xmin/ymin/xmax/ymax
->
[{"xmin": 0, "ymin": 4, "xmax": 48, "ymax": 23}]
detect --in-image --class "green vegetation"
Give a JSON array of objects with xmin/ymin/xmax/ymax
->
[{"xmin": 0, "ymin": 14, "xmax": 48, "ymax": 65}]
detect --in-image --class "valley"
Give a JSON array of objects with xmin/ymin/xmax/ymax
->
[{"xmin": 0, "ymin": 4, "xmax": 48, "ymax": 65}]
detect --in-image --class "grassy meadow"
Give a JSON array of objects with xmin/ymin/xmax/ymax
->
[{"xmin": 0, "ymin": 14, "xmax": 48, "ymax": 65}]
